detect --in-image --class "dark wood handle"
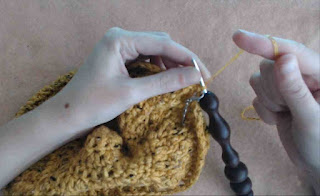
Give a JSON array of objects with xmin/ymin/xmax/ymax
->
[{"xmin": 199, "ymin": 91, "xmax": 253, "ymax": 196}]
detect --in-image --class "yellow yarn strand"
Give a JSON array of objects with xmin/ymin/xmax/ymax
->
[
  {"xmin": 241, "ymin": 105, "xmax": 260, "ymax": 121},
  {"xmin": 205, "ymin": 49, "xmax": 244, "ymax": 85},
  {"xmin": 205, "ymin": 35, "xmax": 279, "ymax": 121},
  {"xmin": 204, "ymin": 49, "xmax": 260, "ymax": 121},
  {"xmin": 267, "ymin": 35, "xmax": 279, "ymax": 57}
]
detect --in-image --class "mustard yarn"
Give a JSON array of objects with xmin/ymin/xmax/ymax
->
[
  {"xmin": 4, "ymin": 62, "xmax": 210, "ymax": 195},
  {"xmin": 205, "ymin": 35, "xmax": 279, "ymax": 121}
]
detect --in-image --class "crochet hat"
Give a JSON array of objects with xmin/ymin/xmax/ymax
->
[{"xmin": 4, "ymin": 62, "xmax": 210, "ymax": 195}]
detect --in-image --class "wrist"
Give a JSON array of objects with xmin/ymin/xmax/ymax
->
[
  {"xmin": 0, "ymin": 94, "xmax": 89, "ymax": 187},
  {"xmin": 35, "ymin": 91, "xmax": 90, "ymax": 139}
]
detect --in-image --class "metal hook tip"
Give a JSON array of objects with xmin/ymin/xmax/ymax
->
[{"xmin": 191, "ymin": 58, "xmax": 207, "ymax": 93}]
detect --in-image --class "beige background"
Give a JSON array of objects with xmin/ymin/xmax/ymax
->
[{"xmin": 0, "ymin": 0, "xmax": 319, "ymax": 195}]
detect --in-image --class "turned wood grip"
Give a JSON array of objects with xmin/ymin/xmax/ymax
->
[{"xmin": 199, "ymin": 91, "xmax": 253, "ymax": 196}]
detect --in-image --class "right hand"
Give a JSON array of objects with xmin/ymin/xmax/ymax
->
[{"xmin": 233, "ymin": 30, "xmax": 320, "ymax": 192}]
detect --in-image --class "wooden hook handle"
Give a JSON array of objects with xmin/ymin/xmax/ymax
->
[{"xmin": 199, "ymin": 91, "xmax": 253, "ymax": 196}]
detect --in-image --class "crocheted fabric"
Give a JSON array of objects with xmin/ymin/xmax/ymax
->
[{"xmin": 4, "ymin": 62, "xmax": 210, "ymax": 195}]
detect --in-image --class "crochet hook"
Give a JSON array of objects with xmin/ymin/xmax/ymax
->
[
  {"xmin": 181, "ymin": 58, "xmax": 207, "ymax": 126},
  {"xmin": 182, "ymin": 59, "xmax": 254, "ymax": 196},
  {"xmin": 192, "ymin": 58, "xmax": 207, "ymax": 94}
]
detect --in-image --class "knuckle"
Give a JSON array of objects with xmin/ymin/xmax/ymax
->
[
  {"xmin": 158, "ymin": 37, "xmax": 172, "ymax": 53},
  {"xmin": 252, "ymin": 99, "xmax": 259, "ymax": 109},
  {"xmin": 104, "ymin": 27, "xmax": 123, "ymax": 41},
  {"xmin": 296, "ymin": 42, "xmax": 306, "ymax": 51},
  {"xmin": 177, "ymin": 72, "xmax": 187, "ymax": 87},
  {"xmin": 289, "ymin": 39, "xmax": 307, "ymax": 54},
  {"xmin": 127, "ymin": 87, "xmax": 137, "ymax": 101},
  {"xmin": 259, "ymin": 59, "xmax": 273, "ymax": 72},
  {"xmin": 280, "ymin": 80, "xmax": 309, "ymax": 100},
  {"xmin": 102, "ymin": 27, "xmax": 126, "ymax": 49},
  {"xmin": 296, "ymin": 89, "xmax": 310, "ymax": 101},
  {"xmin": 122, "ymin": 82, "xmax": 138, "ymax": 104},
  {"xmin": 106, "ymin": 27, "xmax": 122, "ymax": 35},
  {"xmin": 252, "ymin": 99, "xmax": 276, "ymax": 125},
  {"xmin": 279, "ymin": 79, "xmax": 297, "ymax": 93},
  {"xmin": 159, "ymin": 35, "xmax": 171, "ymax": 43},
  {"xmin": 158, "ymin": 32, "xmax": 171, "ymax": 38},
  {"xmin": 292, "ymin": 86, "xmax": 310, "ymax": 100},
  {"xmin": 249, "ymin": 73, "xmax": 259, "ymax": 87},
  {"xmin": 159, "ymin": 74, "xmax": 172, "ymax": 92}
]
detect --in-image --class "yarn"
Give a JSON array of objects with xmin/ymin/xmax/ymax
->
[
  {"xmin": 205, "ymin": 35, "xmax": 279, "ymax": 121},
  {"xmin": 4, "ymin": 62, "xmax": 210, "ymax": 195},
  {"xmin": 241, "ymin": 105, "xmax": 260, "ymax": 121},
  {"xmin": 205, "ymin": 49, "xmax": 244, "ymax": 86},
  {"xmin": 267, "ymin": 35, "xmax": 279, "ymax": 57},
  {"xmin": 4, "ymin": 34, "xmax": 280, "ymax": 195}
]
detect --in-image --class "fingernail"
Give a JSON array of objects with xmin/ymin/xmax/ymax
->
[
  {"xmin": 238, "ymin": 29, "xmax": 256, "ymax": 37},
  {"xmin": 280, "ymin": 61, "xmax": 297, "ymax": 74}
]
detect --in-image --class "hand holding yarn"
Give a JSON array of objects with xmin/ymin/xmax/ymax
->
[{"xmin": 233, "ymin": 30, "xmax": 320, "ymax": 193}]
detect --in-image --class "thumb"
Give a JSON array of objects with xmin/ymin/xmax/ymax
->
[
  {"xmin": 274, "ymin": 54, "xmax": 319, "ymax": 121},
  {"xmin": 132, "ymin": 66, "xmax": 201, "ymax": 101}
]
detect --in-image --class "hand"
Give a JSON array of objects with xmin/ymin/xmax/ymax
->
[
  {"xmin": 0, "ymin": 28, "xmax": 210, "ymax": 189},
  {"xmin": 58, "ymin": 27, "xmax": 210, "ymax": 133},
  {"xmin": 233, "ymin": 30, "xmax": 320, "ymax": 192}
]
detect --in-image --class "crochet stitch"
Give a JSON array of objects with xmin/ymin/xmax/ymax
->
[{"xmin": 4, "ymin": 62, "xmax": 210, "ymax": 195}]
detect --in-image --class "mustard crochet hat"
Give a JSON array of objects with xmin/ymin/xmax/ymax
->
[{"xmin": 4, "ymin": 62, "xmax": 210, "ymax": 195}]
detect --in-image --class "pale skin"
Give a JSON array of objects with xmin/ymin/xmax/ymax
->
[
  {"xmin": 233, "ymin": 30, "xmax": 320, "ymax": 194},
  {"xmin": 0, "ymin": 28, "xmax": 319, "ymax": 194}
]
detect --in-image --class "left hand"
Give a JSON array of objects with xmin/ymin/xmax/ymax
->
[
  {"xmin": 55, "ymin": 27, "xmax": 210, "ymax": 134},
  {"xmin": 0, "ymin": 28, "xmax": 212, "ymax": 189}
]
